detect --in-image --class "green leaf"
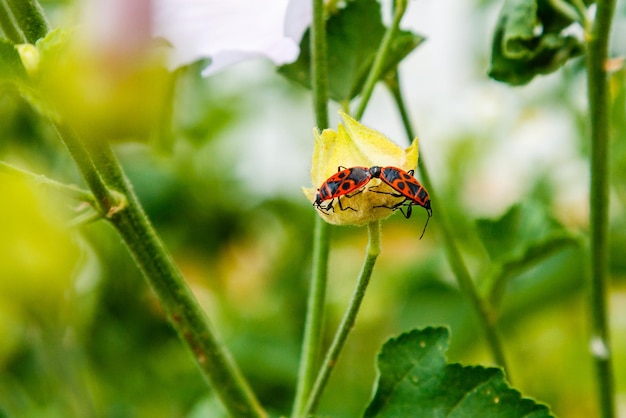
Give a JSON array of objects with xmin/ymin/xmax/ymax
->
[
  {"xmin": 12, "ymin": 29, "xmax": 71, "ymax": 120},
  {"xmin": 488, "ymin": 0, "xmax": 584, "ymax": 85},
  {"xmin": 475, "ymin": 203, "xmax": 579, "ymax": 304},
  {"xmin": 279, "ymin": 0, "xmax": 425, "ymax": 102},
  {"xmin": 364, "ymin": 327, "xmax": 554, "ymax": 418},
  {"xmin": 0, "ymin": 39, "xmax": 27, "ymax": 83},
  {"xmin": 475, "ymin": 203, "xmax": 568, "ymax": 262}
]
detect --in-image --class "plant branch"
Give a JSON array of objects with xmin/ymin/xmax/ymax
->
[
  {"xmin": 585, "ymin": 0, "xmax": 617, "ymax": 415},
  {"xmin": 547, "ymin": 0, "xmax": 585, "ymax": 25},
  {"xmin": 0, "ymin": 161, "xmax": 96, "ymax": 205},
  {"xmin": 302, "ymin": 221, "xmax": 382, "ymax": 417},
  {"xmin": 82, "ymin": 139, "xmax": 267, "ymax": 418},
  {"xmin": 52, "ymin": 122, "xmax": 119, "ymax": 216},
  {"xmin": 354, "ymin": 0, "xmax": 408, "ymax": 120},
  {"xmin": 309, "ymin": 0, "xmax": 329, "ymax": 130},
  {"xmin": 386, "ymin": 73, "xmax": 510, "ymax": 376},
  {"xmin": 4, "ymin": 0, "xmax": 48, "ymax": 43},
  {"xmin": 0, "ymin": 0, "xmax": 26, "ymax": 44},
  {"xmin": 292, "ymin": 217, "xmax": 330, "ymax": 418},
  {"xmin": 292, "ymin": 0, "xmax": 331, "ymax": 416}
]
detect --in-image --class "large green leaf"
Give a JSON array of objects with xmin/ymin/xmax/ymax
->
[
  {"xmin": 364, "ymin": 327, "xmax": 554, "ymax": 417},
  {"xmin": 279, "ymin": 0, "xmax": 424, "ymax": 102},
  {"xmin": 488, "ymin": 0, "xmax": 585, "ymax": 85}
]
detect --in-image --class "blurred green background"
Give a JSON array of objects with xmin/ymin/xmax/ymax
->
[{"xmin": 1, "ymin": 1, "xmax": 626, "ymax": 417}]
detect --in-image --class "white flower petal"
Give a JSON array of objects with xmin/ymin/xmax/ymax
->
[
  {"xmin": 284, "ymin": 0, "xmax": 312, "ymax": 42},
  {"xmin": 152, "ymin": 0, "xmax": 310, "ymax": 74}
]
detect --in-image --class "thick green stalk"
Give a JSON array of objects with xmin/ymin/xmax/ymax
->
[
  {"xmin": 292, "ymin": 217, "xmax": 330, "ymax": 418},
  {"xmin": 292, "ymin": 0, "xmax": 331, "ymax": 416},
  {"xmin": 4, "ymin": 0, "xmax": 48, "ymax": 42},
  {"xmin": 386, "ymin": 74, "xmax": 509, "ymax": 375},
  {"xmin": 84, "ymin": 140, "xmax": 266, "ymax": 418},
  {"xmin": 0, "ymin": 0, "xmax": 26, "ymax": 44},
  {"xmin": 52, "ymin": 122, "xmax": 118, "ymax": 216},
  {"xmin": 354, "ymin": 0, "xmax": 407, "ymax": 120},
  {"xmin": 585, "ymin": 0, "xmax": 617, "ymax": 416},
  {"xmin": 302, "ymin": 222, "xmax": 381, "ymax": 417},
  {"xmin": 309, "ymin": 0, "xmax": 329, "ymax": 129}
]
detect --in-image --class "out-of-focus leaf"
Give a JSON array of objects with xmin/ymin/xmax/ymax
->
[
  {"xmin": 31, "ymin": 28, "xmax": 171, "ymax": 143},
  {"xmin": 279, "ymin": 0, "xmax": 425, "ymax": 102},
  {"xmin": 16, "ymin": 28, "xmax": 69, "ymax": 119},
  {"xmin": 0, "ymin": 39, "xmax": 27, "ymax": 83},
  {"xmin": 488, "ymin": 0, "xmax": 584, "ymax": 85},
  {"xmin": 476, "ymin": 203, "xmax": 571, "ymax": 261},
  {"xmin": 476, "ymin": 203, "xmax": 580, "ymax": 305},
  {"xmin": 0, "ymin": 176, "xmax": 79, "ymax": 315},
  {"xmin": 174, "ymin": 62, "xmax": 242, "ymax": 148},
  {"xmin": 364, "ymin": 327, "xmax": 554, "ymax": 417}
]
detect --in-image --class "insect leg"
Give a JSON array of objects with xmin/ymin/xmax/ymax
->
[
  {"xmin": 337, "ymin": 196, "xmax": 357, "ymax": 212},
  {"xmin": 368, "ymin": 185, "xmax": 403, "ymax": 198},
  {"xmin": 396, "ymin": 202, "xmax": 413, "ymax": 219}
]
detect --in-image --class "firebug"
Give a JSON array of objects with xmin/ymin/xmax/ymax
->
[
  {"xmin": 369, "ymin": 166, "xmax": 432, "ymax": 238},
  {"xmin": 314, "ymin": 166, "xmax": 372, "ymax": 213}
]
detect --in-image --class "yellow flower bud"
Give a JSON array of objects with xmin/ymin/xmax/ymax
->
[
  {"xmin": 16, "ymin": 44, "xmax": 40, "ymax": 77},
  {"xmin": 303, "ymin": 110, "xmax": 418, "ymax": 226}
]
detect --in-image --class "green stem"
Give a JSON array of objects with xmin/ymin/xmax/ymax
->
[
  {"xmin": 52, "ymin": 122, "xmax": 118, "ymax": 216},
  {"xmin": 386, "ymin": 74, "xmax": 510, "ymax": 376},
  {"xmin": 292, "ymin": 0, "xmax": 330, "ymax": 416},
  {"xmin": 0, "ymin": 0, "xmax": 26, "ymax": 44},
  {"xmin": 547, "ymin": 0, "xmax": 584, "ymax": 24},
  {"xmin": 292, "ymin": 218, "xmax": 330, "ymax": 418},
  {"xmin": 84, "ymin": 140, "xmax": 267, "ymax": 418},
  {"xmin": 354, "ymin": 0, "xmax": 408, "ymax": 120},
  {"xmin": 585, "ymin": 0, "xmax": 616, "ymax": 415},
  {"xmin": 302, "ymin": 221, "xmax": 382, "ymax": 417},
  {"xmin": 309, "ymin": 0, "xmax": 330, "ymax": 129},
  {"xmin": 0, "ymin": 161, "xmax": 96, "ymax": 206},
  {"xmin": 4, "ymin": 0, "xmax": 48, "ymax": 43}
]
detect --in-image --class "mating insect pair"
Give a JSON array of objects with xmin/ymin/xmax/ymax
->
[{"xmin": 313, "ymin": 165, "xmax": 432, "ymax": 238}]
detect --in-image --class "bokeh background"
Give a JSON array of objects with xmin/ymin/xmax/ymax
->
[{"xmin": 1, "ymin": 0, "xmax": 626, "ymax": 417}]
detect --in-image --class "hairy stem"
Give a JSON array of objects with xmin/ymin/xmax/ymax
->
[
  {"xmin": 303, "ymin": 221, "xmax": 381, "ymax": 417},
  {"xmin": 4, "ymin": 0, "xmax": 48, "ymax": 43},
  {"xmin": 354, "ymin": 0, "xmax": 408, "ymax": 120},
  {"xmin": 292, "ymin": 218, "xmax": 330, "ymax": 418},
  {"xmin": 292, "ymin": 0, "xmax": 331, "ymax": 416},
  {"xmin": 52, "ymin": 122, "xmax": 118, "ymax": 216},
  {"xmin": 0, "ymin": 0, "xmax": 26, "ymax": 44},
  {"xmin": 585, "ymin": 0, "xmax": 617, "ymax": 415},
  {"xmin": 386, "ymin": 73, "xmax": 510, "ymax": 376},
  {"xmin": 0, "ymin": 161, "xmax": 96, "ymax": 206},
  {"xmin": 67, "ymin": 136, "xmax": 267, "ymax": 418}
]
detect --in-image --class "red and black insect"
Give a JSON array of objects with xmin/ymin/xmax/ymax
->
[
  {"xmin": 369, "ymin": 166, "xmax": 432, "ymax": 238},
  {"xmin": 314, "ymin": 166, "xmax": 372, "ymax": 213}
]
